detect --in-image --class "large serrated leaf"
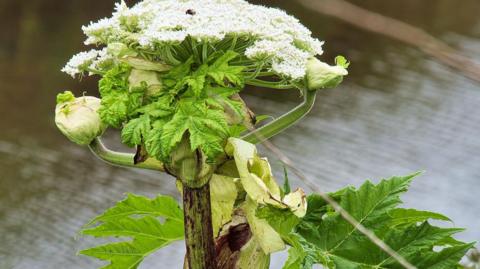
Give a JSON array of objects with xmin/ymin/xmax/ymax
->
[
  {"xmin": 80, "ymin": 194, "xmax": 184, "ymax": 269},
  {"xmin": 387, "ymin": 208, "xmax": 451, "ymax": 227},
  {"xmin": 160, "ymin": 100, "xmax": 229, "ymax": 161},
  {"xmin": 86, "ymin": 193, "xmax": 183, "ymax": 225},
  {"xmin": 257, "ymin": 173, "xmax": 473, "ymax": 269}
]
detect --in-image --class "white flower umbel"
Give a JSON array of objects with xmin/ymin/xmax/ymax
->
[
  {"xmin": 70, "ymin": 0, "xmax": 326, "ymax": 80},
  {"xmin": 61, "ymin": 48, "xmax": 115, "ymax": 77},
  {"xmin": 62, "ymin": 49, "xmax": 101, "ymax": 77}
]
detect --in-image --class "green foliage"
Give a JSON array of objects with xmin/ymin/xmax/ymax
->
[
  {"xmin": 160, "ymin": 100, "xmax": 229, "ymax": 162},
  {"xmin": 121, "ymin": 115, "xmax": 151, "ymax": 147},
  {"xmin": 56, "ymin": 90, "xmax": 75, "ymax": 104},
  {"xmin": 97, "ymin": 51, "xmax": 247, "ymax": 163},
  {"xmin": 335, "ymin": 55, "xmax": 350, "ymax": 69},
  {"xmin": 387, "ymin": 208, "xmax": 451, "ymax": 227},
  {"xmin": 258, "ymin": 173, "xmax": 474, "ymax": 269},
  {"xmin": 205, "ymin": 85, "xmax": 243, "ymax": 119},
  {"xmin": 282, "ymin": 166, "xmax": 291, "ymax": 196},
  {"xmin": 98, "ymin": 64, "xmax": 145, "ymax": 128},
  {"xmin": 206, "ymin": 50, "xmax": 245, "ymax": 87},
  {"xmin": 80, "ymin": 194, "xmax": 184, "ymax": 269}
]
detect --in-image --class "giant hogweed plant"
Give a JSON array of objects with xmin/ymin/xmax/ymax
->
[{"xmin": 55, "ymin": 1, "xmax": 473, "ymax": 268}]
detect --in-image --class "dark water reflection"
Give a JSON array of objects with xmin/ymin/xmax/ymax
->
[{"xmin": 0, "ymin": 1, "xmax": 479, "ymax": 268}]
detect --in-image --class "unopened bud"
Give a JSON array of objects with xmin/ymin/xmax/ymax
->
[
  {"xmin": 55, "ymin": 91, "xmax": 106, "ymax": 145},
  {"xmin": 128, "ymin": 69, "xmax": 163, "ymax": 96},
  {"xmin": 306, "ymin": 56, "xmax": 349, "ymax": 90}
]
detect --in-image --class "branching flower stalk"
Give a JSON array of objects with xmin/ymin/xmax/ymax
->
[{"xmin": 54, "ymin": 1, "xmax": 473, "ymax": 269}]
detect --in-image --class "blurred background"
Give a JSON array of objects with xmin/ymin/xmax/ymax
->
[{"xmin": 0, "ymin": 0, "xmax": 479, "ymax": 268}]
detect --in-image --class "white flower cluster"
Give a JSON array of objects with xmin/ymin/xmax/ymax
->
[
  {"xmin": 62, "ymin": 49, "xmax": 100, "ymax": 77},
  {"xmin": 62, "ymin": 48, "xmax": 114, "ymax": 77},
  {"xmin": 66, "ymin": 0, "xmax": 325, "ymax": 79}
]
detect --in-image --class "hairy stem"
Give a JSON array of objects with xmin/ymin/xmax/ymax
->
[
  {"xmin": 242, "ymin": 89, "xmax": 317, "ymax": 144},
  {"xmin": 183, "ymin": 182, "xmax": 217, "ymax": 269}
]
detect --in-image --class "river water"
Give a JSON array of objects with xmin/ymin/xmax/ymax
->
[{"xmin": 0, "ymin": 0, "xmax": 479, "ymax": 268}]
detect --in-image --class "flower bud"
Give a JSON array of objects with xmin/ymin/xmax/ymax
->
[
  {"xmin": 55, "ymin": 91, "xmax": 106, "ymax": 145},
  {"xmin": 306, "ymin": 56, "xmax": 349, "ymax": 90},
  {"xmin": 128, "ymin": 69, "xmax": 163, "ymax": 96}
]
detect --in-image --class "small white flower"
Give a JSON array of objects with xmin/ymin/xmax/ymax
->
[
  {"xmin": 62, "ymin": 48, "xmax": 116, "ymax": 77},
  {"xmin": 89, "ymin": 48, "xmax": 116, "ymax": 74},
  {"xmin": 61, "ymin": 49, "xmax": 102, "ymax": 77}
]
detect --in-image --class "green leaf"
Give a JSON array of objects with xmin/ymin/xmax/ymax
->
[
  {"xmin": 160, "ymin": 100, "xmax": 229, "ymax": 161},
  {"xmin": 161, "ymin": 58, "xmax": 194, "ymax": 96},
  {"xmin": 161, "ymin": 58, "xmax": 193, "ymax": 89},
  {"xmin": 256, "ymin": 173, "xmax": 472, "ymax": 269},
  {"xmin": 98, "ymin": 91, "xmax": 130, "ymax": 127},
  {"xmin": 282, "ymin": 233, "xmax": 332, "ymax": 269},
  {"xmin": 312, "ymin": 173, "xmax": 419, "ymax": 252},
  {"xmin": 98, "ymin": 63, "xmax": 131, "ymax": 96},
  {"xmin": 134, "ymin": 95, "xmax": 174, "ymax": 118},
  {"xmin": 207, "ymin": 50, "xmax": 245, "ymax": 87},
  {"xmin": 301, "ymin": 187, "xmax": 351, "ymax": 223},
  {"xmin": 98, "ymin": 64, "xmax": 145, "ymax": 128},
  {"xmin": 79, "ymin": 239, "xmax": 169, "ymax": 269},
  {"xmin": 256, "ymin": 205, "xmax": 300, "ymax": 237},
  {"xmin": 185, "ymin": 64, "xmax": 208, "ymax": 96},
  {"xmin": 247, "ymin": 158, "xmax": 472, "ymax": 269},
  {"xmin": 256, "ymin": 206, "xmax": 331, "ymax": 268},
  {"xmin": 121, "ymin": 115, "xmax": 151, "ymax": 147},
  {"xmin": 228, "ymin": 124, "xmax": 248, "ymax": 137},
  {"xmin": 205, "ymin": 86, "xmax": 244, "ymax": 123},
  {"xmin": 82, "ymin": 216, "xmax": 183, "ymax": 240},
  {"xmin": 335, "ymin": 55, "xmax": 350, "ymax": 68},
  {"xmin": 80, "ymin": 194, "xmax": 184, "ymax": 269},
  {"xmin": 144, "ymin": 120, "xmax": 168, "ymax": 160},
  {"xmin": 283, "ymin": 166, "xmax": 291, "ymax": 196},
  {"xmin": 86, "ymin": 193, "xmax": 183, "ymax": 225},
  {"xmin": 378, "ymin": 222, "xmax": 465, "ymax": 267},
  {"xmin": 56, "ymin": 90, "xmax": 75, "ymax": 104},
  {"xmin": 387, "ymin": 208, "xmax": 451, "ymax": 227},
  {"xmin": 408, "ymin": 243, "xmax": 475, "ymax": 269}
]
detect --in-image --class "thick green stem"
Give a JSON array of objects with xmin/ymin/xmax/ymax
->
[
  {"xmin": 183, "ymin": 182, "xmax": 217, "ymax": 269},
  {"xmin": 88, "ymin": 137, "xmax": 164, "ymax": 171},
  {"xmin": 168, "ymin": 136, "xmax": 217, "ymax": 268},
  {"xmin": 242, "ymin": 89, "xmax": 317, "ymax": 144}
]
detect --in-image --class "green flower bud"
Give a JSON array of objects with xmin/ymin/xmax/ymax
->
[
  {"xmin": 128, "ymin": 69, "xmax": 163, "ymax": 96},
  {"xmin": 55, "ymin": 92, "xmax": 106, "ymax": 145},
  {"xmin": 306, "ymin": 56, "xmax": 349, "ymax": 90},
  {"xmin": 56, "ymin": 90, "xmax": 76, "ymax": 104}
]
